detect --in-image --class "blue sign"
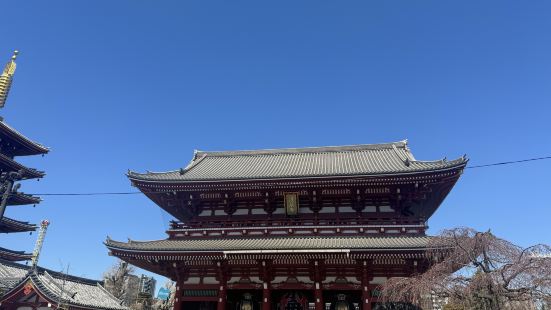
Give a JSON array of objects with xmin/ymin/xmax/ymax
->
[{"xmin": 157, "ymin": 287, "xmax": 171, "ymax": 300}]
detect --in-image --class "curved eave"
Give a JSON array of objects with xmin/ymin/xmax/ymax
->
[
  {"xmin": 0, "ymin": 273, "xmax": 47, "ymax": 305},
  {"xmin": 0, "ymin": 121, "xmax": 49, "ymax": 156},
  {"xmin": 128, "ymin": 158, "xmax": 467, "ymax": 185},
  {"xmin": 0, "ymin": 152, "xmax": 45, "ymax": 179},
  {"xmin": 411, "ymin": 175, "xmax": 462, "ymax": 220},
  {"xmin": 0, "ymin": 217, "xmax": 36, "ymax": 233},
  {"xmin": 105, "ymin": 235, "xmax": 436, "ymax": 254},
  {"xmin": 0, "ymin": 247, "xmax": 32, "ymax": 261},
  {"xmin": 0, "ymin": 273, "xmax": 127, "ymax": 310},
  {"xmin": 7, "ymin": 192, "xmax": 41, "ymax": 206}
]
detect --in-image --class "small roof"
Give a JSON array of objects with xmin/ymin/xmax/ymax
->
[
  {"xmin": 6, "ymin": 192, "xmax": 41, "ymax": 206},
  {"xmin": 0, "ymin": 217, "xmax": 36, "ymax": 233},
  {"xmin": 128, "ymin": 141, "xmax": 467, "ymax": 182},
  {"xmin": 0, "ymin": 152, "xmax": 45, "ymax": 179},
  {"xmin": 106, "ymin": 235, "xmax": 434, "ymax": 253},
  {"xmin": 0, "ymin": 259, "xmax": 127, "ymax": 310},
  {"xmin": 0, "ymin": 121, "xmax": 49, "ymax": 156},
  {"xmin": 0, "ymin": 247, "xmax": 32, "ymax": 262}
]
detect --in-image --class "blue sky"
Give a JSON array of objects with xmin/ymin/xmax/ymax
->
[{"xmin": 1, "ymin": 1, "xmax": 550, "ymax": 287}]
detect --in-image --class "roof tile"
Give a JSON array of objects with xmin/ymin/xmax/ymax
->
[
  {"xmin": 106, "ymin": 235, "xmax": 434, "ymax": 252},
  {"xmin": 129, "ymin": 141, "xmax": 467, "ymax": 182}
]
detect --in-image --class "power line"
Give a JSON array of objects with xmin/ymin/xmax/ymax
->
[
  {"xmin": 23, "ymin": 155, "xmax": 551, "ymax": 197},
  {"xmin": 465, "ymin": 156, "xmax": 551, "ymax": 169},
  {"xmin": 34, "ymin": 192, "xmax": 141, "ymax": 196}
]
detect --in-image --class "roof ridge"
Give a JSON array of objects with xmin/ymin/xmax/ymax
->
[
  {"xmin": 195, "ymin": 140, "xmax": 408, "ymax": 157},
  {"xmin": 0, "ymin": 246, "xmax": 31, "ymax": 255},
  {"xmin": 0, "ymin": 259, "xmax": 103, "ymax": 285},
  {"xmin": 180, "ymin": 152, "xmax": 208, "ymax": 175},
  {"xmin": 41, "ymin": 271, "xmax": 68, "ymax": 293},
  {"xmin": 107, "ymin": 235, "xmax": 433, "ymax": 245},
  {"xmin": 40, "ymin": 269, "xmax": 102, "ymax": 286},
  {"xmin": 96, "ymin": 281, "xmax": 128, "ymax": 306}
]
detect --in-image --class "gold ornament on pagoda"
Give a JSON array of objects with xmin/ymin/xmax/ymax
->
[{"xmin": 0, "ymin": 50, "xmax": 18, "ymax": 108}]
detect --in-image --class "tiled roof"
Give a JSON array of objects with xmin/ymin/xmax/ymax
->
[
  {"xmin": 0, "ymin": 259, "xmax": 29, "ymax": 290},
  {"xmin": 0, "ymin": 152, "xmax": 45, "ymax": 179},
  {"xmin": 128, "ymin": 141, "xmax": 467, "ymax": 182},
  {"xmin": 32, "ymin": 272, "xmax": 127, "ymax": 310},
  {"xmin": 0, "ymin": 260, "xmax": 127, "ymax": 310},
  {"xmin": 7, "ymin": 192, "xmax": 41, "ymax": 206},
  {"xmin": 106, "ymin": 235, "xmax": 434, "ymax": 252},
  {"xmin": 0, "ymin": 217, "xmax": 36, "ymax": 233},
  {"xmin": 0, "ymin": 247, "xmax": 32, "ymax": 262},
  {"xmin": 0, "ymin": 121, "xmax": 49, "ymax": 156}
]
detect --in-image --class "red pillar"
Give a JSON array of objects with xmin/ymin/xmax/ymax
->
[
  {"xmin": 217, "ymin": 283, "xmax": 227, "ymax": 310},
  {"xmin": 314, "ymin": 282, "xmax": 323, "ymax": 310},
  {"xmin": 173, "ymin": 282, "xmax": 183, "ymax": 310},
  {"xmin": 217, "ymin": 260, "xmax": 228, "ymax": 310},
  {"xmin": 362, "ymin": 285, "xmax": 372, "ymax": 310},
  {"xmin": 262, "ymin": 282, "xmax": 271, "ymax": 310},
  {"xmin": 360, "ymin": 260, "xmax": 373, "ymax": 310}
]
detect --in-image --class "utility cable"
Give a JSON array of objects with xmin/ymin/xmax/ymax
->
[
  {"xmin": 22, "ymin": 155, "xmax": 551, "ymax": 197},
  {"xmin": 465, "ymin": 156, "xmax": 551, "ymax": 169}
]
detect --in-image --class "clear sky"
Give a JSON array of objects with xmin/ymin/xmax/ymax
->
[{"xmin": 1, "ymin": 1, "xmax": 550, "ymax": 288}]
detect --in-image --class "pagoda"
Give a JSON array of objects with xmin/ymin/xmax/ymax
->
[
  {"xmin": 106, "ymin": 142, "xmax": 467, "ymax": 310},
  {"xmin": 0, "ymin": 51, "xmax": 48, "ymax": 262}
]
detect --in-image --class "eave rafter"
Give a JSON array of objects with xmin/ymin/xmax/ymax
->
[
  {"xmin": 131, "ymin": 165, "xmax": 465, "ymax": 192},
  {"xmin": 108, "ymin": 248, "xmax": 431, "ymax": 280},
  {"xmin": 0, "ymin": 217, "xmax": 36, "ymax": 233},
  {"xmin": 0, "ymin": 152, "xmax": 45, "ymax": 179},
  {"xmin": 132, "ymin": 168, "xmax": 463, "ymax": 223},
  {"xmin": 0, "ymin": 121, "xmax": 49, "ymax": 157},
  {"xmin": 7, "ymin": 192, "xmax": 41, "ymax": 206},
  {"xmin": 0, "ymin": 247, "xmax": 33, "ymax": 261}
]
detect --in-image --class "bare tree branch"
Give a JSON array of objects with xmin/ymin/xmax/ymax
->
[{"xmin": 380, "ymin": 227, "xmax": 551, "ymax": 310}]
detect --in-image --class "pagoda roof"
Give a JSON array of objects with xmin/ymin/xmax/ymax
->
[
  {"xmin": 0, "ymin": 120, "xmax": 49, "ymax": 157},
  {"xmin": 0, "ymin": 247, "xmax": 32, "ymax": 262},
  {"xmin": 0, "ymin": 260, "xmax": 127, "ymax": 310},
  {"xmin": 128, "ymin": 140, "xmax": 467, "ymax": 183},
  {"xmin": 0, "ymin": 152, "xmax": 45, "ymax": 179},
  {"xmin": 0, "ymin": 217, "xmax": 36, "ymax": 233},
  {"xmin": 6, "ymin": 192, "xmax": 41, "ymax": 206},
  {"xmin": 106, "ymin": 235, "xmax": 434, "ymax": 253}
]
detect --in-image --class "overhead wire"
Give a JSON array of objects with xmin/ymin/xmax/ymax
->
[
  {"xmin": 33, "ymin": 192, "xmax": 141, "ymax": 196},
  {"xmin": 465, "ymin": 156, "xmax": 551, "ymax": 169},
  {"xmin": 20, "ymin": 155, "xmax": 551, "ymax": 197}
]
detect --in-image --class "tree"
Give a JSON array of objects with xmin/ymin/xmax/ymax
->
[
  {"xmin": 152, "ymin": 280, "xmax": 175, "ymax": 310},
  {"xmin": 103, "ymin": 260, "xmax": 137, "ymax": 306},
  {"xmin": 380, "ymin": 227, "xmax": 551, "ymax": 310}
]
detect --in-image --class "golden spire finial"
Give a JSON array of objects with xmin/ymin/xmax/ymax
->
[{"xmin": 0, "ymin": 50, "xmax": 19, "ymax": 108}]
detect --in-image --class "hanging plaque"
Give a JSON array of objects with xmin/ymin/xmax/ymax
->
[{"xmin": 284, "ymin": 192, "xmax": 299, "ymax": 216}]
